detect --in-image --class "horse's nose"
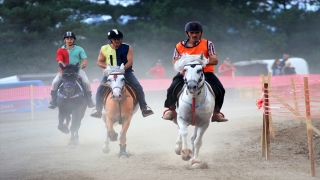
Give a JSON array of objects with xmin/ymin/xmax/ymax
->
[
  {"xmin": 112, "ymin": 94, "xmax": 122, "ymax": 99},
  {"xmin": 187, "ymin": 81, "xmax": 198, "ymax": 92},
  {"xmin": 187, "ymin": 85, "xmax": 197, "ymax": 93}
]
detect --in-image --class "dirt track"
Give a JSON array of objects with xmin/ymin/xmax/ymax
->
[{"xmin": 0, "ymin": 91, "xmax": 319, "ymax": 180}]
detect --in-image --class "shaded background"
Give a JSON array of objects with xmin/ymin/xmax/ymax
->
[{"xmin": 0, "ymin": 0, "xmax": 319, "ymax": 81}]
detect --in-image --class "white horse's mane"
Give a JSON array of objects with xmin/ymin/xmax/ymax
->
[
  {"xmin": 174, "ymin": 53, "xmax": 209, "ymax": 72},
  {"xmin": 103, "ymin": 63, "xmax": 125, "ymax": 76}
]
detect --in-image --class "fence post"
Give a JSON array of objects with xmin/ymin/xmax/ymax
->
[
  {"xmin": 263, "ymin": 82, "xmax": 270, "ymax": 159},
  {"xmin": 304, "ymin": 77, "xmax": 315, "ymax": 177},
  {"xmin": 267, "ymin": 72, "xmax": 275, "ymax": 138},
  {"xmin": 291, "ymin": 78, "xmax": 300, "ymax": 124}
]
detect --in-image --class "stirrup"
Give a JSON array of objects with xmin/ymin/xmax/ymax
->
[
  {"xmin": 212, "ymin": 112, "xmax": 228, "ymax": 122},
  {"xmin": 162, "ymin": 109, "xmax": 176, "ymax": 120},
  {"xmin": 87, "ymin": 101, "xmax": 95, "ymax": 108},
  {"xmin": 141, "ymin": 106, "xmax": 154, "ymax": 117},
  {"xmin": 48, "ymin": 102, "xmax": 56, "ymax": 109},
  {"xmin": 90, "ymin": 109, "xmax": 102, "ymax": 119}
]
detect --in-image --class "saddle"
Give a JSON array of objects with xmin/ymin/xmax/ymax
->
[{"xmin": 101, "ymin": 80, "xmax": 138, "ymax": 106}]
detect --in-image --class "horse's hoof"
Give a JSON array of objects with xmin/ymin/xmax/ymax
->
[
  {"xmin": 110, "ymin": 133, "xmax": 118, "ymax": 141},
  {"xmin": 102, "ymin": 144, "xmax": 110, "ymax": 154},
  {"xmin": 68, "ymin": 141, "xmax": 76, "ymax": 148},
  {"xmin": 182, "ymin": 155, "xmax": 192, "ymax": 161},
  {"xmin": 181, "ymin": 149, "xmax": 192, "ymax": 161},
  {"xmin": 119, "ymin": 152, "xmax": 129, "ymax": 159},
  {"xmin": 175, "ymin": 144, "xmax": 182, "ymax": 155},
  {"xmin": 58, "ymin": 125, "xmax": 69, "ymax": 134},
  {"xmin": 75, "ymin": 139, "xmax": 79, "ymax": 145},
  {"xmin": 191, "ymin": 160, "xmax": 208, "ymax": 169},
  {"xmin": 175, "ymin": 149, "xmax": 181, "ymax": 155}
]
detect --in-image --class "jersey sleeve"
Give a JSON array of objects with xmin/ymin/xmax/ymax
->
[
  {"xmin": 207, "ymin": 41, "xmax": 216, "ymax": 56},
  {"xmin": 56, "ymin": 48, "xmax": 64, "ymax": 62},
  {"xmin": 79, "ymin": 47, "xmax": 87, "ymax": 59}
]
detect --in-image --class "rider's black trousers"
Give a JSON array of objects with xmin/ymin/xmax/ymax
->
[{"xmin": 164, "ymin": 72, "xmax": 225, "ymax": 112}]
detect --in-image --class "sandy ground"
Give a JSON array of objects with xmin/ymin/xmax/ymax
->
[{"xmin": 0, "ymin": 90, "xmax": 319, "ymax": 180}]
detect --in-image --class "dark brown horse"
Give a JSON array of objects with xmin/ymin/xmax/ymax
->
[{"xmin": 56, "ymin": 63, "xmax": 87, "ymax": 148}]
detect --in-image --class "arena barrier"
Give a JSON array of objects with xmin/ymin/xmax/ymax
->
[
  {"xmin": 0, "ymin": 80, "xmax": 48, "ymax": 117},
  {"xmin": 1, "ymin": 75, "xmax": 319, "ymax": 118},
  {"xmin": 257, "ymin": 73, "xmax": 320, "ymax": 177}
]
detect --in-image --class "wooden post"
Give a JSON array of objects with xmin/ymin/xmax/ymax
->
[
  {"xmin": 261, "ymin": 114, "xmax": 266, "ymax": 157},
  {"xmin": 304, "ymin": 77, "xmax": 315, "ymax": 177},
  {"xmin": 260, "ymin": 75, "xmax": 266, "ymax": 152},
  {"xmin": 264, "ymin": 82, "xmax": 270, "ymax": 159},
  {"xmin": 30, "ymin": 85, "xmax": 34, "ymax": 120},
  {"xmin": 267, "ymin": 72, "xmax": 275, "ymax": 138},
  {"xmin": 291, "ymin": 78, "xmax": 300, "ymax": 124}
]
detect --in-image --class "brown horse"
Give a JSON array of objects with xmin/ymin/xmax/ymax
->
[{"xmin": 101, "ymin": 64, "xmax": 139, "ymax": 159}]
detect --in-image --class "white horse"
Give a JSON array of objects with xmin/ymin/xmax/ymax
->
[
  {"xmin": 101, "ymin": 63, "xmax": 139, "ymax": 159},
  {"xmin": 174, "ymin": 53, "xmax": 215, "ymax": 167}
]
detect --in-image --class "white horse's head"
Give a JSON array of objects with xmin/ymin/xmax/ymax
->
[
  {"xmin": 103, "ymin": 63, "xmax": 126, "ymax": 101},
  {"xmin": 174, "ymin": 53, "xmax": 208, "ymax": 72},
  {"xmin": 175, "ymin": 53, "xmax": 208, "ymax": 94}
]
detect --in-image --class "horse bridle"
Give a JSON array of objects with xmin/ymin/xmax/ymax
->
[
  {"xmin": 183, "ymin": 64, "xmax": 205, "ymax": 95},
  {"xmin": 57, "ymin": 72, "xmax": 84, "ymax": 99},
  {"xmin": 109, "ymin": 74, "xmax": 126, "ymax": 101}
]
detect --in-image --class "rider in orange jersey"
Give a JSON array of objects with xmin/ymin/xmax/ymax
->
[{"xmin": 162, "ymin": 21, "xmax": 228, "ymax": 122}]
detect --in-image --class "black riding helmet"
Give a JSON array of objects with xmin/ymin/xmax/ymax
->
[
  {"xmin": 108, "ymin": 29, "xmax": 123, "ymax": 39},
  {"xmin": 185, "ymin": 21, "xmax": 203, "ymax": 32},
  {"xmin": 63, "ymin": 31, "xmax": 76, "ymax": 39}
]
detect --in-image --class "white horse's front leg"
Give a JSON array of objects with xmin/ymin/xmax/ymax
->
[
  {"xmin": 175, "ymin": 131, "xmax": 182, "ymax": 155},
  {"xmin": 102, "ymin": 124, "xmax": 110, "ymax": 154},
  {"xmin": 191, "ymin": 124, "xmax": 208, "ymax": 164},
  {"xmin": 190, "ymin": 127, "xmax": 198, "ymax": 157},
  {"xmin": 178, "ymin": 119, "xmax": 192, "ymax": 161}
]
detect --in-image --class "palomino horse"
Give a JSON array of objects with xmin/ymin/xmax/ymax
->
[
  {"xmin": 173, "ymin": 53, "xmax": 215, "ymax": 168},
  {"xmin": 101, "ymin": 64, "xmax": 139, "ymax": 159},
  {"xmin": 56, "ymin": 63, "xmax": 87, "ymax": 148}
]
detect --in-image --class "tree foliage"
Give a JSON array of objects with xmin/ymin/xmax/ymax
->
[{"xmin": 0, "ymin": 0, "xmax": 319, "ymax": 79}]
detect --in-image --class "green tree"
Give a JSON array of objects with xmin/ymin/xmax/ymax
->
[{"xmin": 0, "ymin": 0, "xmax": 319, "ymax": 79}]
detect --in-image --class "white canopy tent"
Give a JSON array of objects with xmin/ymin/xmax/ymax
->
[{"xmin": 233, "ymin": 57, "xmax": 309, "ymax": 75}]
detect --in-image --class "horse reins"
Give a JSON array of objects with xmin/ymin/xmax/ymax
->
[
  {"xmin": 58, "ymin": 73, "xmax": 84, "ymax": 99},
  {"xmin": 182, "ymin": 64, "xmax": 206, "ymax": 126}
]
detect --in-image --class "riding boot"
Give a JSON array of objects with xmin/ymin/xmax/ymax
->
[
  {"xmin": 162, "ymin": 105, "xmax": 176, "ymax": 120},
  {"xmin": 138, "ymin": 99, "xmax": 154, "ymax": 117},
  {"xmin": 211, "ymin": 109, "xmax": 228, "ymax": 122},
  {"xmin": 48, "ymin": 90, "xmax": 57, "ymax": 109},
  {"xmin": 86, "ymin": 91, "xmax": 95, "ymax": 108}
]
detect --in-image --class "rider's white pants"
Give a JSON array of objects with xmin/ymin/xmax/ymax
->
[{"xmin": 51, "ymin": 69, "xmax": 91, "ymax": 91}]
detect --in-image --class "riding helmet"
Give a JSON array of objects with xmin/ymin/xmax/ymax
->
[
  {"xmin": 63, "ymin": 31, "xmax": 76, "ymax": 39},
  {"xmin": 108, "ymin": 29, "xmax": 123, "ymax": 39},
  {"xmin": 185, "ymin": 21, "xmax": 203, "ymax": 32}
]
